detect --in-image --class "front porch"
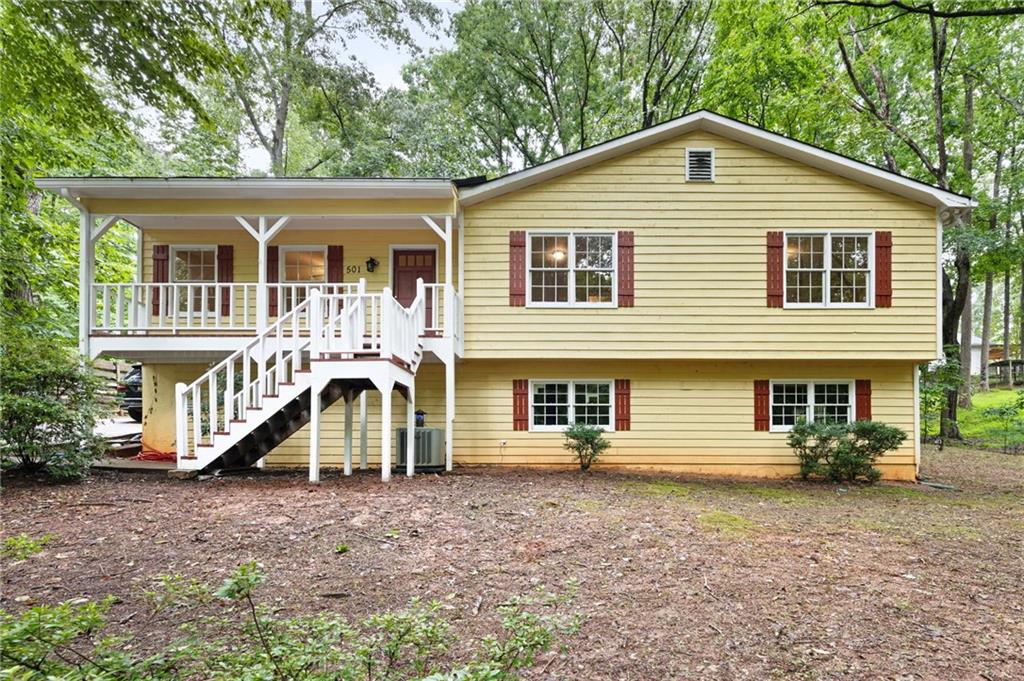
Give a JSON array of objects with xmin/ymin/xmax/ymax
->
[{"xmin": 39, "ymin": 177, "xmax": 465, "ymax": 482}]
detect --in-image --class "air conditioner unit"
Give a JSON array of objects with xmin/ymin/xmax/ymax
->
[{"xmin": 395, "ymin": 427, "xmax": 445, "ymax": 470}]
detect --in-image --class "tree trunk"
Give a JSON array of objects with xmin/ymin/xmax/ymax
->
[
  {"xmin": 1004, "ymin": 271, "xmax": 1011, "ymax": 384},
  {"xmin": 958, "ymin": 287, "xmax": 973, "ymax": 408},
  {"xmin": 981, "ymin": 273, "xmax": 992, "ymax": 390}
]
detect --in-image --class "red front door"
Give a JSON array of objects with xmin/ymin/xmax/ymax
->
[{"xmin": 392, "ymin": 250, "xmax": 436, "ymax": 327}]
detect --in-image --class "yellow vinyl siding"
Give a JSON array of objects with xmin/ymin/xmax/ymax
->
[{"xmin": 463, "ymin": 131, "xmax": 938, "ymax": 360}]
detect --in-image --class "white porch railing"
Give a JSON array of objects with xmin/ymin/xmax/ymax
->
[
  {"xmin": 93, "ymin": 281, "xmax": 458, "ymax": 345},
  {"xmin": 176, "ymin": 279, "xmax": 427, "ymax": 460}
]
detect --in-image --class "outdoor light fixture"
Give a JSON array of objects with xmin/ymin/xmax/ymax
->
[
  {"xmin": 415, "ymin": 409, "xmax": 426, "ymax": 427},
  {"xmin": 366, "ymin": 257, "xmax": 379, "ymax": 272}
]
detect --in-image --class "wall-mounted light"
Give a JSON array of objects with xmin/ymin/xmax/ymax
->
[{"xmin": 366, "ymin": 257, "xmax": 379, "ymax": 273}]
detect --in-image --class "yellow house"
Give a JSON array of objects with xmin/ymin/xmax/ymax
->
[{"xmin": 38, "ymin": 111, "xmax": 973, "ymax": 482}]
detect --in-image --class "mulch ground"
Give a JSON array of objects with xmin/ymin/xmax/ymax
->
[{"xmin": 3, "ymin": 446, "xmax": 1022, "ymax": 680}]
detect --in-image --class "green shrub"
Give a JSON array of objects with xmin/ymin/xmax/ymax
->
[
  {"xmin": 0, "ymin": 562, "xmax": 580, "ymax": 680},
  {"xmin": 563, "ymin": 422, "xmax": 611, "ymax": 471},
  {"xmin": 0, "ymin": 334, "xmax": 105, "ymax": 481},
  {"xmin": 787, "ymin": 419, "xmax": 907, "ymax": 483},
  {"xmin": 1, "ymin": 533, "xmax": 51, "ymax": 560}
]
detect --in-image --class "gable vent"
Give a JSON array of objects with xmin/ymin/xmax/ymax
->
[{"xmin": 685, "ymin": 148, "xmax": 714, "ymax": 182}]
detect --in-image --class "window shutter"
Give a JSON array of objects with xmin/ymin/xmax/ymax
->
[
  {"xmin": 327, "ymin": 245, "xmax": 344, "ymax": 283},
  {"xmin": 754, "ymin": 379, "xmax": 770, "ymax": 431},
  {"xmin": 766, "ymin": 232, "xmax": 784, "ymax": 308},
  {"xmin": 267, "ymin": 245, "xmax": 279, "ymax": 317},
  {"xmin": 875, "ymin": 231, "xmax": 892, "ymax": 308},
  {"xmin": 217, "ymin": 245, "xmax": 233, "ymax": 317},
  {"xmin": 509, "ymin": 231, "xmax": 526, "ymax": 306},
  {"xmin": 615, "ymin": 379, "xmax": 631, "ymax": 430},
  {"xmin": 617, "ymin": 231, "xmax": 635, "ymax": 308},
  {"xmin": 152, "ymin": 245, "xmax": 169, "ymax": 315},
  {"xmin": 856, "ymin": 380, "xmax": 872, "ymax": 421},
  {"xmin": 512, "ymin": 379, "xmax": 529, "ymax": 431}
]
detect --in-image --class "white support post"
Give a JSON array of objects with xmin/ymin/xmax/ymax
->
[
  {"xmin": 175, "ymin": 382, "xmax": 188, "ymax": 464},
  {"xmin": 255, "ymin": 216, "xmax": 268, "ymax": 331},
  {"xmin": 406, "ymin": 380, "xmax": 416, "ymax": 478},
  {"xmin": 78, "ymin": 209, "xmax": 94, "ymax": 357},
  {"xmin": 344, "ymin": 392, "xmax": 354, "ymax": 476},
  {"xmin": 445, "ymin": 359, "xmax": 455, "ymax": 472},
  {"xmin": 359, "ymin": 391, "xmax": 368, "ymax": 469},
  {"xmin": 445, "ymin": 215, "xmax": 453, "ymax": 290},
  {"xmin": 309, "ymin": 384, "xmax": 321, "ymax": 483},
  {"xmin": 380, "ymin": 382, "xmax": 393, "ymax": 482},
  {"xmin": 457, "ymin": 210, "xmax": 465, "ymax": 293}
]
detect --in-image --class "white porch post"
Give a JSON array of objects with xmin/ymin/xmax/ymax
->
[
  {"xmin": 309, "ymin": 384, "xmax": 321, "ymax": 483},
  {"xmin": 78, "ymin": 209, "xmax": 93, "ymax": 357},
  {"xmin": 380, "ymin": 382, "xmax": 393, "ymax": 482},
  {"xmin": 457, "ymin": 211, "xmax": 465, "ymax": 292},
  {"xmin": 256, "ymin": 216, "xmax": 268, "ymax": 331},
  {"xmin": 406, "ymin": 381, "xmax": 416, "ymax": 478},
  {"xmin": 343, "ymin": 391, "xmax": 354, "ymax": 476},
  {"xmin": 445, "ymin": 360, "xmax": 455, "ymax": 472},
  {"xmin": 359, "ymin": 392, "xmax": 368, "ymax": 469}
]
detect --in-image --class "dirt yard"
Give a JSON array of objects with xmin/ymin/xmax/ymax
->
[{"xmin": 3, "ymin": 446, "xmax": 1022, "ymax": 679}]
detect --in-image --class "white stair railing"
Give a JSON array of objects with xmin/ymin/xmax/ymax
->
[
  {"xmin": 175, "ymin": 296, "xmax": 313, "ymax": 461},
  {"xmin": 381, "ymin": 279, "xmax": 426, "ymax": 370}
]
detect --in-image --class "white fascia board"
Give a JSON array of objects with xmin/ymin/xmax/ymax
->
[
  {"xmin": 459, "ymin": 110, "xmax": 975, "ymax": 210},
  {"xmin": 34, "ymin": 177, "xmax": 455, "ymax": 201}
]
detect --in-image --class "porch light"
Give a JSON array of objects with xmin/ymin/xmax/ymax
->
[
  {"xmin": 415, "ymin": 409, "xmax": 426, "ymax": 427},
  {"xmin": 366, "ymin": 257, "xmax": 379, "ymax": 272}
]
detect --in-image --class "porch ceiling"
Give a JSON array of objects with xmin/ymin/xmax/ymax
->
[{"xmin": 118, "ymin": 214, "xmax": 450, "ymax": 231}]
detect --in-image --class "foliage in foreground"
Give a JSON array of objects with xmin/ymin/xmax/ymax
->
[
  {"xmin": 0, "ymin": 562, "xmax": 579, "ymax": 680},
  {"xmin": 787, "ymin": 420, "xmax": 907, "ymax": 483},
  {"xmin": 0, "ymin": 334, "xmax": 105, "ymax": 481},
  {"xmin": 563, "ymin": 422, "xmax": 611, "ymax": 471},
  {"xmin": 1, "ymin": 534, "xmax": 51, "ymax": 561}
]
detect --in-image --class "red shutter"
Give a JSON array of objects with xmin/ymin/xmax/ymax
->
[
  {"xmin": 615, "ymin": 379, "xmax": 631, "ymax": 431},
  {"xmin": 217, "ymin": 245, "xmax": 233, "ymax": 317},
  {"xmin": 754, "ymin": 379, "xmax": 770, "ymax": 431},
  {"xmin": 856, "ymin": 380, "xmax": 872, "ymax": 421},
  {"xmin": 327, "ymin": 245, "xmax": 344, "ymax": 283},
  {"xmin": 267, "ymin": 245, "xmax": 279, "ymax": 317},
  {"xmin": 875, "ymin": 231, "xmax": 892, "ymax": 308},
  {"xmin": 512, "ymin": 379, "xmax": 529, "ymax": 431},
  {"xmin": 152, "ymin": 245, "xmax": 169, "ymax": 315},
  {"xmin": 617, "ymin": 231, "xmax": 635, "ymax": 307},
  {"xmin": 509, "ymin": 231, "xmax": 526, "ymax": 307},
  {"xmin": 766, "ymin": 231, "xmax": 784, "ymax": 308}
]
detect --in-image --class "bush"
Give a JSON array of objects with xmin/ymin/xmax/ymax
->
[
  {"xmin": 0, "ymin": 335, "xmax": 105, "ymax": 481},
  {"xmin": 787, "ymin": 419, "xmax": 906, "ymax": 483},
  {"xmin": 563, "ymin": 422, "xmax": 611, "ymax": 471},
  {"xmin": 0, "ymin": 562, "xmax": 580, "ymax": 680},
  {"xmin": 980, "ymin": 390, "xmax": 1024, "ymax": 453}
]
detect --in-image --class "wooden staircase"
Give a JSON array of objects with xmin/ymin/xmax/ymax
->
[{"xmin": 175, "ymin": 280, "xmax": 426, "ymax": 473}]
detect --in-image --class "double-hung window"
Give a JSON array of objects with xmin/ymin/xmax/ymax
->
[
  {"xmin": 528, "ymin": 232, "xmax": 615, "ymax": 306},
  {"xmin": 785, "ymin": 233, "xmax": 872, "ymax": 307},
  {"xmin": 770, "ymin": 380, "xmax": 853, "ymax": 432},
  {"xmin": 530, "ymin": 380, "xmax": 614, "ymax": 431},
  {"xmin": 171, "ymin": 246, "xmax": 216, "ymax": 313},
  {"xmin": 280, "ymin": 246, "xmax": 326, "ymax": 312}
]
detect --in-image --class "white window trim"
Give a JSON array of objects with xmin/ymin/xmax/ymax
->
[
  {"xmin": 279, "ymin": 245, "xmax": 328, "ymax": 283},
  {"xmin": 783, "ymin": 231, "xmax": 875, "ymax": 309},
  {"xmin": 525, "ymin": 231, "xmax": 618, "ymax": 308},
  {"xmin": 768, "ymin": 379, "xmax": 856, "ymax": 433},
  {"xmin": 528, "ymin": 379, "xmax": 616, "ymax": 433},
  {"xmin": 685, "ymin": 147, "xmax": 715, "ymax": 182}
]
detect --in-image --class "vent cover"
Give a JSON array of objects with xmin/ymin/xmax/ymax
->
[{"xmin": 685, "ymin": 148, "xmax": 714, "ymax": 182}]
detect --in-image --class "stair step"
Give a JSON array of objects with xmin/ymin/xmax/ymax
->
[{"xmin": 214, "ymin": 431, "xmax": 229, "ymax": 436}]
